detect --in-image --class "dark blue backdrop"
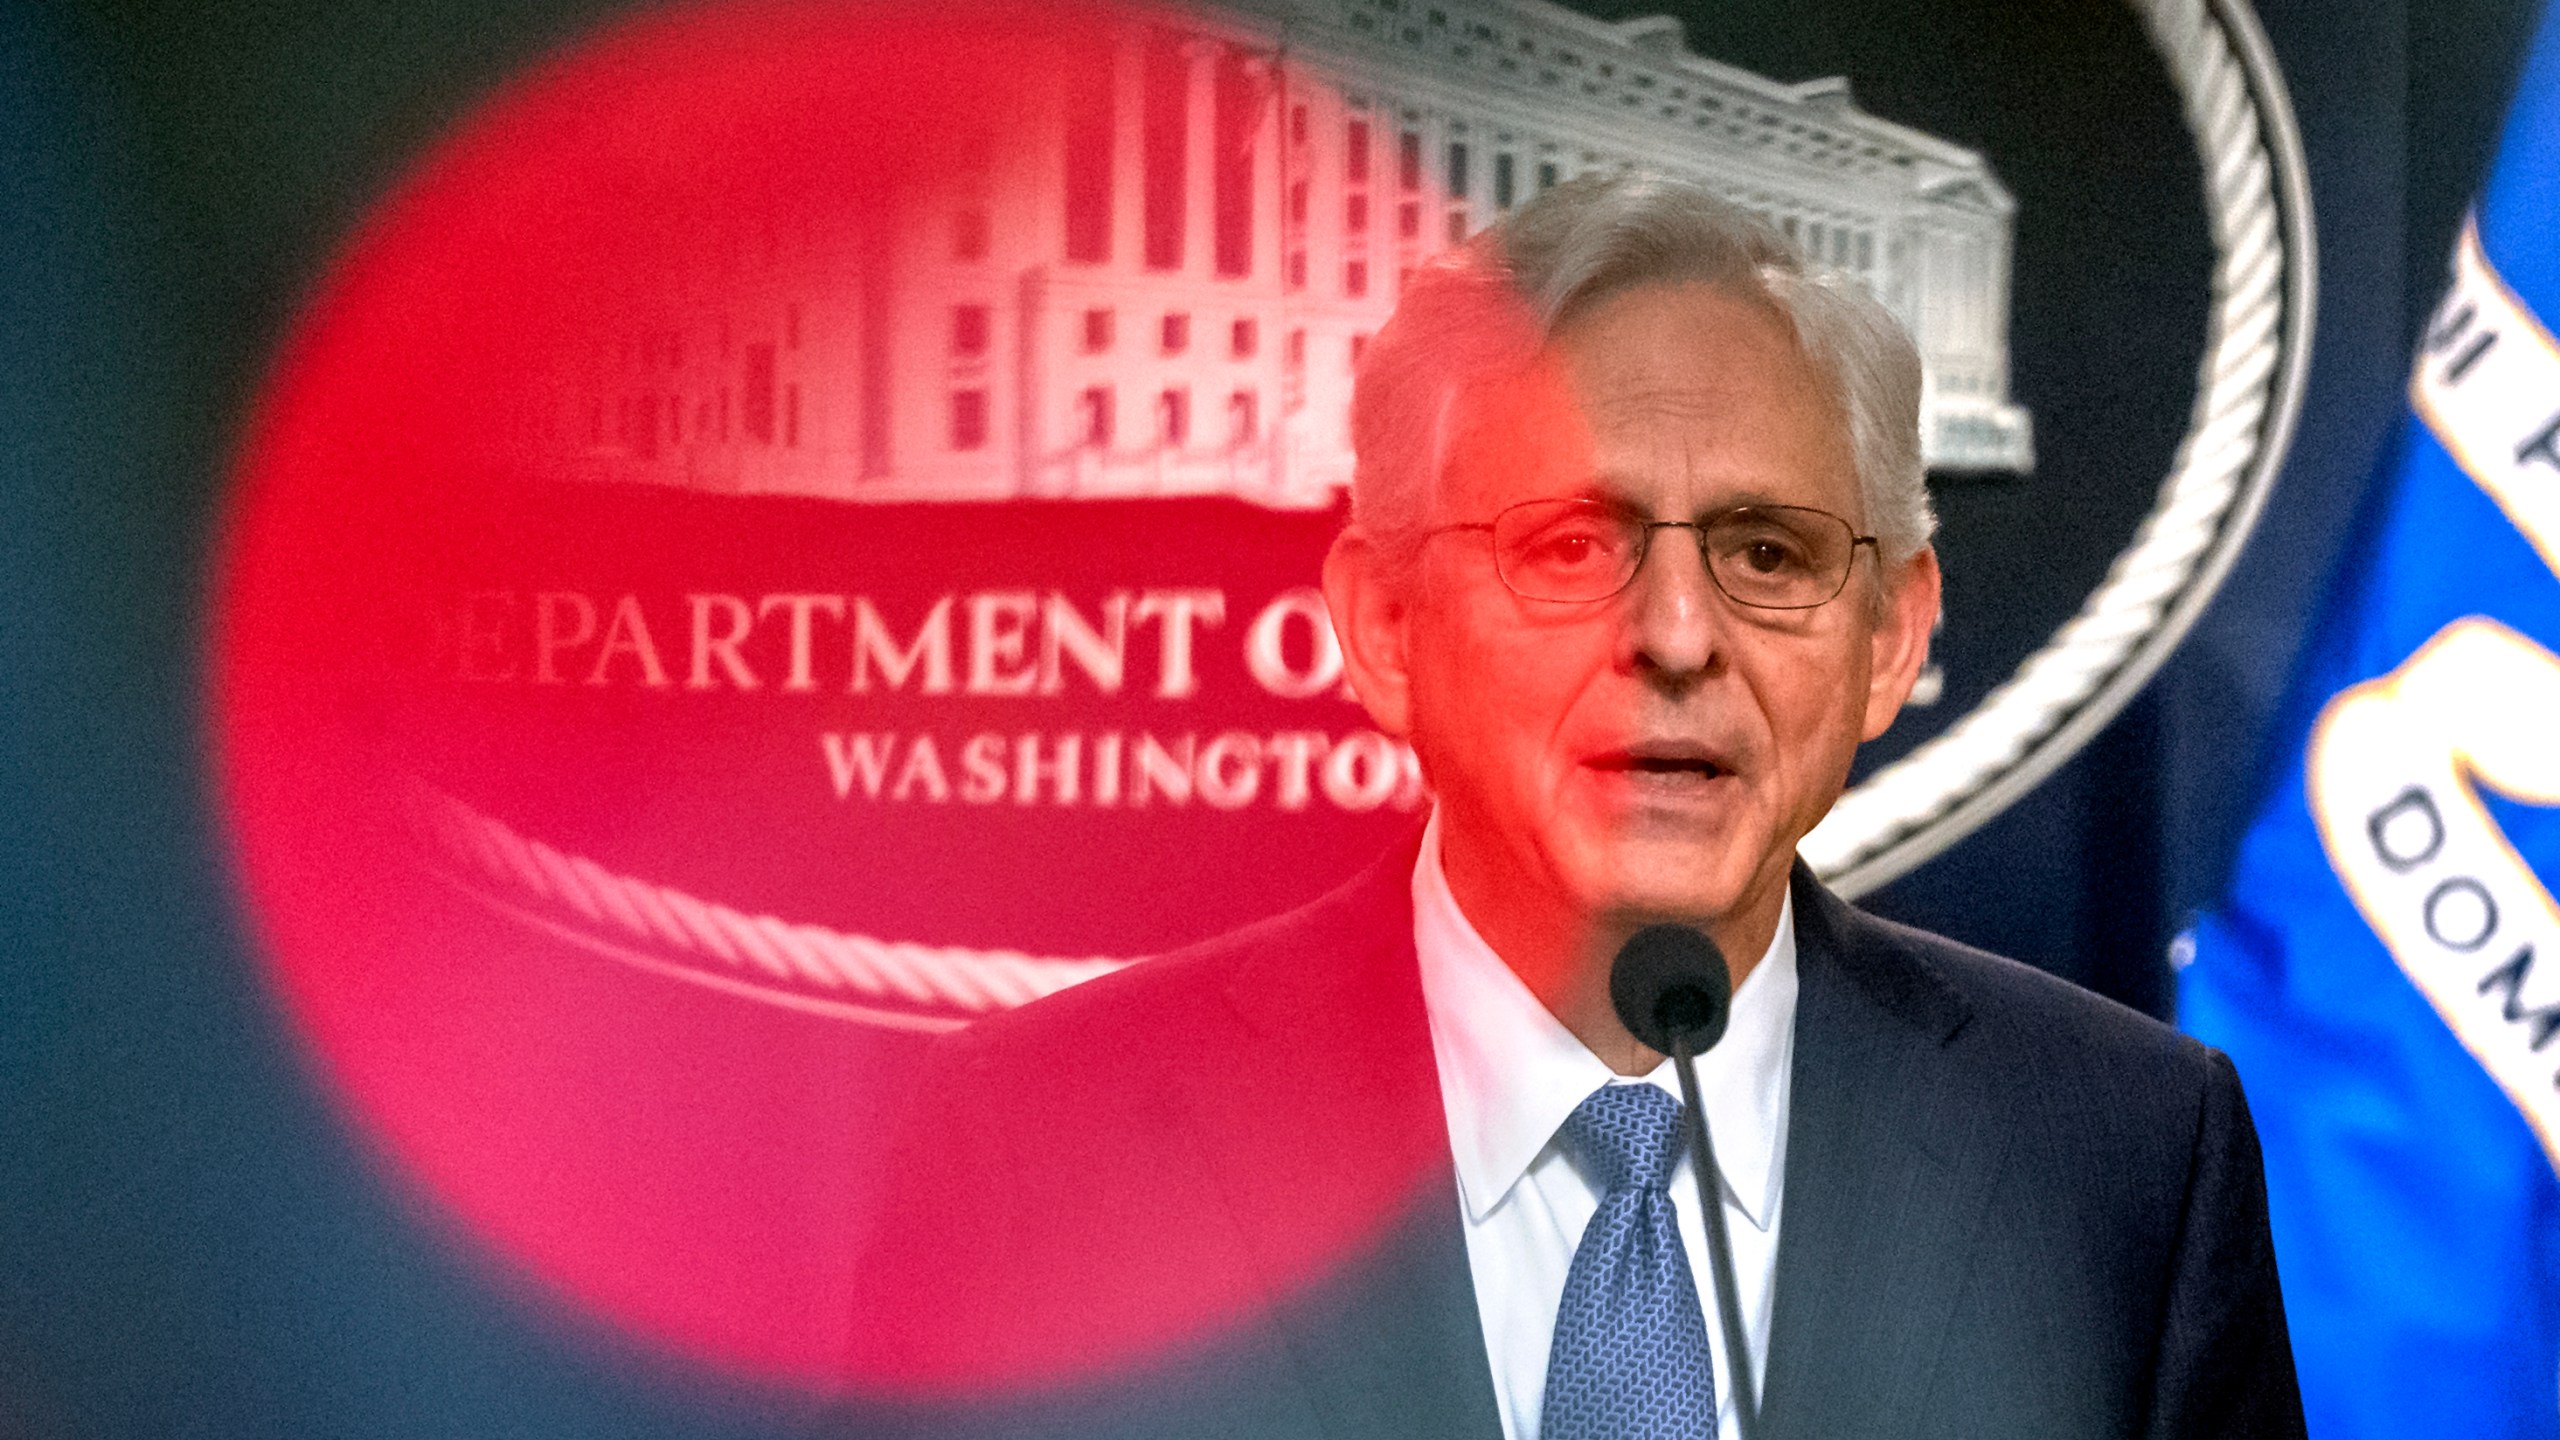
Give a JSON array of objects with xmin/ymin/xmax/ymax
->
[{"xmin": 0, "ymin": 0, "xmax": 2542, "ymax": 1433}]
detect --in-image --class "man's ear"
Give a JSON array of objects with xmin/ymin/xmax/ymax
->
[
  {"xmin": 1323, "ymin": 527, "xmax": 1416, "ymax": 737},
  {"xmin": 1860, "ymin": 546, "xmax": 1941, "ymax": 742}
]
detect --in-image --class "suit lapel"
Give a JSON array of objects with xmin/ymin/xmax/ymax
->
[
  {"xmin": 1131, "ymin": 847, "xmax": 2011, "ymax": 1439},
  {"xmin": 1168, "ymin": 836, "xmax": 1505, "ymax": 1440},
  {"xmin": 1759, "ymin": 868, "xmax": 2015, "ymax": 1439}
]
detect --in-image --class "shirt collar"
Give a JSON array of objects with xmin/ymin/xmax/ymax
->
[{"xmin": 1412, "ymin": 810, "xmax": 1798, "ymax": 1232}]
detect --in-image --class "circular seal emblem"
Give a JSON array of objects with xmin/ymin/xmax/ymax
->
[
  {"xmin": 1797, "ymin": 0, "xmax": 2315, "ymax": 891},
  {"xmin": 209, "ymin": 0, "xmax": 2312, "ymax": 1386}
]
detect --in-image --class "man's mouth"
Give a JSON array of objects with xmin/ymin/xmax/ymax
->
[{"xmin": 1587, "ymin": 744, "xmax": 1734, "ymax": 783}]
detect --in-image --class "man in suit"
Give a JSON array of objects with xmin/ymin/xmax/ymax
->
[{"xmin": 842, "ymin": 174, "xmax": 2303, "ymax": 1440}]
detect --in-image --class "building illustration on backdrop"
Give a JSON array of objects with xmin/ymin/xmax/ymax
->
[{"xmin": 548, "ymin": 0, "xmax": 2033, "ymax": 508}]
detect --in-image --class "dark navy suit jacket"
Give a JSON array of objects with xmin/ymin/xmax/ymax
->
[{"xmin": 841, "ymin": 837, "xmax": 2305, "ymax": 1440}]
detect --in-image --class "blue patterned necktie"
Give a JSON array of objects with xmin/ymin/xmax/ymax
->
[{"xmin": 1539, "ymin": 1083, "xmax": 1718, "ymax": 1440}]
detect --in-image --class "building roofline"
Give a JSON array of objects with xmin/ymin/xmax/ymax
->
[{"xmin": 1231, "ymin": 0, "xmax": 2011, "ymax": 202}]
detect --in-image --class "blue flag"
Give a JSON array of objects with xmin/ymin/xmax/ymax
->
[{"xmin": 2180, "ymin": 7, "xmax": 2560, "ymax": 1434}]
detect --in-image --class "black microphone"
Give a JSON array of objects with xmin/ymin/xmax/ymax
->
[{"xmin": 1610, "ymin": 924, "xmax": 1760, "ymax": 1440}]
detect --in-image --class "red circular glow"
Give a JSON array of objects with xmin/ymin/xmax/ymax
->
[{"xmin": 210, "ymin": 0, "xmax": 1437, "ymax": 1394}]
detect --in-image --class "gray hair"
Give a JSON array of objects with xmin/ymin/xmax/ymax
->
[{"xmin": 1349, "ymin": 172, "xmax": 1933, "ymax": 568}]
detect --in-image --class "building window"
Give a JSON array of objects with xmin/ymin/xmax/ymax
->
[
  {"xmin": 950, "ymin": 389, "xmax": 987, "ymax": 450},
  {"xmin": 1538, "ymin": 160, "xmax": 1558, "ymax": 190},
  {"xmin": 1231, "ymin": 317, "xmax": 1258, "ymax": 358},
  {"xmin": 785, "ymin": 383, "xmax": 800, "ymax": 447},
  {"xmin": 952, "ymin": 304, "xmax": 991, "ymax": 359},
  {"xmin": 1212, "ymin": 50, "xmax": 1257, "ymax": 277},
  {"xmin": 1290, "ymin": 103, "xmax": 1308, "ymax": 145},
  {"xmin": 1398, "ymin": 130, "xmax": 1422, "ymax": 191},
  {"xmin": 1346, "ymin": 120, "xmax": 1371, "ymax": 184},
  {"xmin": 1446, "ymin": 141, "xmax": 1469, "ymax": 199},
  {"xmin": 1346, "ymin": 260, "xmax": 1369, "ymax": 297},
  {"xmin": 1447, "ymin": 210, "xmax": 1468, "ymax": 245},
  {"xmin": 954, "ymin": 208, "xmax": 990, "ymax": 262},
  {"xmin": 1083, "ymin": 308, "xmax": 1114, "ymax": 354},
  {"xmin": 1159, "ymin": 388, "xmax": 1190, "ymax": 446},
  {"xmin": 1857, "ymin": 232, "xmax": 1875, "ymax": 269},
  {"xmin": 1399, "ymin": 201, "xmax": 1421, "ymax": 239},
  {"xmin": 1228, "ymin": 389, "xmax": 1258, "ymax": 445},
  {"xmin": 1286, "ymin": 328, "xmax": 1306, "ymax": 368},
  {"xmin": 1287, "ymin": 250, "xmax": 1308, "ymax": 290},
  {"xmin": 1079, "ymin": 386, "xmax": 1114, "ymax": 448},
  {"xmin": 1289, "ymin": 181, "xmax": 1310, "ymax": 226},
  {"xmin": 1350, "ymin": 333, "xmax": 1370, "ymax": 369},
  {"xmin": 1495, "ymin": 152, "xmax": 1516, "ymax": 208},
  {"xmin": 1143, "ymin": 30, "xmax": 1188, "ymax": 271},
  {"xmin": 1346, "ymin": 192, "xmax": 1370, "ymax": 234},
  {"xmin": 743, "ymin": 343, "xmax": 777, "ymax": 445},
  {"xmin": 1063, "ymin": 38, "xmax": 1114, "ymax": 263},
  {"xmin": 1161, "ymin": 312, "xmax": 1190, "ymax": 354}
]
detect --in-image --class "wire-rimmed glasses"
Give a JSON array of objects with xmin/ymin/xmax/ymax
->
[{"xmin": 1432, "ymin": 497, "xmax": 1879, "ymax": 609}]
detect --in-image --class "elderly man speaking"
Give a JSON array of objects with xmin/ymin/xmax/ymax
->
[{"xmin": 845, "ymin": 174, "xmax": 2304, "ymax": 1440}]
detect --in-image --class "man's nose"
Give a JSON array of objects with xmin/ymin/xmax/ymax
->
[{"xmin": 1620, "ymin": 525, "xmax": 1724, "ymax": 683}]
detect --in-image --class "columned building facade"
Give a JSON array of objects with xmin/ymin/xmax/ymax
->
[{"xmin": 549, "ymin": 0, "xmax": 2032, "ymax": 506}]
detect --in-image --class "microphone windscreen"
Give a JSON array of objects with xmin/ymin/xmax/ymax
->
[{"xmin": 1610, "ymin": 924, "xmax": 1733, "ymax": 1055}]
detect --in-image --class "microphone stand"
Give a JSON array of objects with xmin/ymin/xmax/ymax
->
[{"xmin": 1669, "ymin": 1034, "xmax": 1760, "ymax": 1440}]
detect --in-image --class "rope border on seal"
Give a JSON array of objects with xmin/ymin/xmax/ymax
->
[
  {"xmin": 407, "ymin": 786, "xmax": 1129, "ymax": 1031},
  {"xmin": 1804, "ymin": 0, "xmax": 2317, "ymax": 894}
]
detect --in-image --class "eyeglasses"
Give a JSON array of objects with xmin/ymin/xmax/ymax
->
[{"xmin": 1431, "ymin": 497, "xmax": 1879, "ymax": 609}]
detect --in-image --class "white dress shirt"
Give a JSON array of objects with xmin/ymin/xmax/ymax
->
[{"xmin": 1412, "ymin": 814, "xmax": 1798, "ymax": 1440}]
